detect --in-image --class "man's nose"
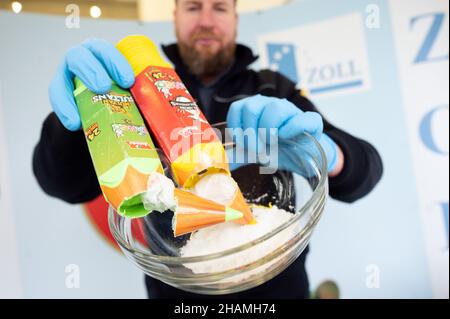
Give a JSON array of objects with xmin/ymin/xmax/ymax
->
[{"xmin": 198, "ymin": 8, "xmax": 215, "ymax": 28}]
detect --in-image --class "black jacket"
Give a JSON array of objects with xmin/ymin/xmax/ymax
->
[{"xmin": 33, "ymin": 43, "xmax": 383, "ymax": 299}]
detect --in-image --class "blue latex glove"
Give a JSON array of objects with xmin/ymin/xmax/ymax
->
[
  {"xmin": 226, "ymin": 94, "xmax": 338, "ymax": 174},
  {"xmin": 49, "ymin": 38, "xmax": 135, "ymax": 131}
]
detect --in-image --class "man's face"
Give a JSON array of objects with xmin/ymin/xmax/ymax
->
[{"xmin": 174, "ymin": 0, "xmax": 238, "ymax": 79}]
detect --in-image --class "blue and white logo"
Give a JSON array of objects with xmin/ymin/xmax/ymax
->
[{"xmin": 259, "ymin": 13, "xmax": 372, "ymax": 98}]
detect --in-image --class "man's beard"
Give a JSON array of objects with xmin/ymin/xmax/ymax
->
[{"xmin": 177, "ymin": 30, "xmax": 236, "ymax": 79}]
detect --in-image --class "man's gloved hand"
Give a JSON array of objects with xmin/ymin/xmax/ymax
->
[
  {"xmin": 226, "ymin": 94, "xmax": 339, "ymax": 174},
  {"xmin": 49, "ymin": 38, "xmax": 135, "ymax": 131}
]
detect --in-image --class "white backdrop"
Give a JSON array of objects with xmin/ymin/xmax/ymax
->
[
  {"xmin": 0, "ymin": 83, "xmax": 22, "ymax": 298},
  {"xmin": 0, "ymin": 0, "xmax": 448, "ymax": 298}
]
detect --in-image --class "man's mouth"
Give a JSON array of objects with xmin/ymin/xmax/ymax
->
[{"xmin": 194, "ymin": 37, "xmax": 220, "ymax": 46}]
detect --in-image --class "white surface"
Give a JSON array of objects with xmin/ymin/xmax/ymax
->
[{"xmin": 0, "ymin": 82, "xmax": 23, "ymax": 298}]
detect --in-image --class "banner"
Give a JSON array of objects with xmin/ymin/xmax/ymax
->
[{"xmin": 389, "ymin": 0, "xmax": 449, "ymax": 298}]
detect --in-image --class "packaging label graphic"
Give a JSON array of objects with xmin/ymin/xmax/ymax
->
[{"xmin": 74, "ymin": 80, "xmax": 164, "ymax": 217}]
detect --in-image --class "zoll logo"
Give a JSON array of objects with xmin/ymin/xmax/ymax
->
[{"xmin": 259, "ymin": 13, "xmax": 372, "ymax": 98}]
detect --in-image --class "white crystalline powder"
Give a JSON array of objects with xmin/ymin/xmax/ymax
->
[
  {"xmin": 180, "ymin": 205, "xmax": 294, "ymax": 275},
  {"xmin": 141, "ymin": 172, "xmax": 237, "ymax": 214},
  {"xmin": 191, "ymin": 173, "xmax": 237, "ymax": 205},
  {"xmin": 141, "ymin": 172, "xmax": 177, "ymax": 212}
]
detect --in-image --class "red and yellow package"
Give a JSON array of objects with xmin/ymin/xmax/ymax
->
[{"xmin": 116, "ymin": 35, "xmax": 255, "ymax": 225}]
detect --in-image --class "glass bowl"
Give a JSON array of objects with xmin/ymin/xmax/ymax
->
[{"xmin": 108, "ymin": 124, "xmax": 328, "ymax": 295}]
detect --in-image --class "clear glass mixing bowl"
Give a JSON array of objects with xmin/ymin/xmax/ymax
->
[{"xmin": 108, "ymin": 123, "xmax": 328, "ymax": 295}]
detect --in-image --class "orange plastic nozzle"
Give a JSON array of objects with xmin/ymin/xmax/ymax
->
[{"xmin": 173, "ymin": 188, "xmax": 243, "ymax": 237}]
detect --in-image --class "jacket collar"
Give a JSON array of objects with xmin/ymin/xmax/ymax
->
[{"xmin": 161, "ymin": 43, "xmax": 259, "ymax": 84}]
